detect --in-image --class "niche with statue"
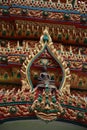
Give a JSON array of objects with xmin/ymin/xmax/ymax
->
[{"xmin": 30, "ymin": 48, "xmax": 63, "ymax": 92}]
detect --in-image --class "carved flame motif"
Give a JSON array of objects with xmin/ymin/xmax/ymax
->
[{"xmin": 21, "ymin": 27, "xmax": 71, "ymax": 121}]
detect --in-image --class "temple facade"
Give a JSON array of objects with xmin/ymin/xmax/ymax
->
[{"xmin": 0, "ymin": 0, "xmax": 87, "ymax": 129}]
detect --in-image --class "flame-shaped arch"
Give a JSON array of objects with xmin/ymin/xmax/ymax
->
[{"xmin": 21, "ymin": 28, "xmax": 71, "ymax": 94}]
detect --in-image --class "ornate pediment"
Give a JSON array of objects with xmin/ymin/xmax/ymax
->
[{"xmin": 21, "ymin": 27, "xmax": 71, "ymax": 121}]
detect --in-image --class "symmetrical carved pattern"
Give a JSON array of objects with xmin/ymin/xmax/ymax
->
[
  {"xmin": 21, "ymin": 28, "xmax": 71, "ymax": 94},
  {"xmin": 0, "ymin": 29, "xmax": 87, "ymax": 124}
]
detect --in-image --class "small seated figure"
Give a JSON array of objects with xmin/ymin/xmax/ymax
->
[{"xmin": 36, "ymin": 66, "xmax": 56, "ymax": 91}]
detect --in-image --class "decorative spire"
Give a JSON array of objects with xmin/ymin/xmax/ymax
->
[
  {"xmin": 7, "ymin": 42, "xmax": 10, "ymax": 48},
  {"xmin": 70, "ymin": 46, "xmax": 73, "ymax": 54},
  {"xmin": 73, "ymin": 29, "xmax": 75, "ymax": 34},
  {"xmin": 66, "ymin": 0, "xmax": 69, "ymax": 5},
  {"xmin": 32, "ymin": 25, "xmax": 34, "ymax": 32},
  {"xmin": 7, "ymin": 42, "xmax": 10, "ymax": 51},
  {"xmin": 40, "ymin": 27, "xmax": 52, "ymax": 44},
  {"xmin": 17, "ymin": 41, "xmax": 20, "ymax": 49},
  {"xmin": 26, "ymin": 41, "xmax": 29, "ymax": 49},
  {"xmin": 60, "ymin": 45, "xmax": 63, "ymax": 52},
  {"xmin": 78, "ymin": 49, "xmax": 81, "ymax": 56},
  {"xmin": 74, "ymin": 0, "xmax": 78, "ymax": 7},
  {"xmin": 16, "ymin": 23, "xmax": 19, "ymax": 29},
  {"xmin": 84, "ymin": 32, "xmax": 87, "ymax": 38},
  {"xmin": 58, "ymin": 0, "xmax": 60, "ymax": 4}
]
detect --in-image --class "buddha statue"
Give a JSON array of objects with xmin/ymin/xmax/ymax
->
[{"xmin": 36, "ymin": 65, "xmax": 56, "ymax": 91}]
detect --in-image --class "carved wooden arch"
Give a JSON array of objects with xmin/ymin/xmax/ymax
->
[{"xmin": 21, "ymin": 28, "xmax": 71, "ymax": 94}]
